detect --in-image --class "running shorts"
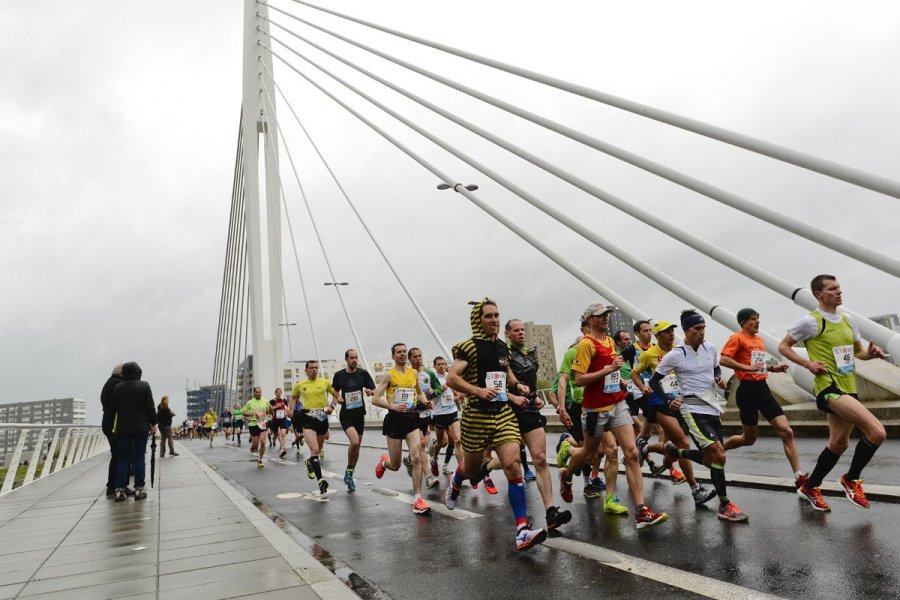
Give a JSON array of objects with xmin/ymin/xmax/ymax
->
[
  {"xmin": 460, "ymin": 403, "xmax": 520, "ymax": 453},
  {"xmin": 815, "ymin": 384, "xmax": 857, "ymax": 415},
  {"xmin": 300, "ymin": 413, "xmax": 329, "ymax": 436},
  {"xmin": 432, "ymin": 413, "xmax": 459, "ymax": 429},
  {"xmin": 339, "ymin": 408, "xmax": 366, "ymax": 435},
  {"xmin": 735, "ymin": 380, "xmax": 785, "ymax": 426},
  {"xmin": 514, "ymin": 409, "xmax": 547, "ymax": 435},
  {"xmin": 581, "ymin": 402, "xmax": 632, "ymax": 438},
  {"xmin": 382, "ymin": 412, "xmax": 420, "ymax": 440},
  {"xmin": 682, "ymin": 411, "xmax": 724, "ymax": 450}
]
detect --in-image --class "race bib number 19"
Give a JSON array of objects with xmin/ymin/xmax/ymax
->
[
  {"xmin": 485, "ymin": 372, "xmax": 508, "ymax": 402},
  {"xmin": 833, "ymin": 345, "xmax": 855, "ymax": 374},
  {"xmin": 392, "ymin": 387, "xmax": 415, "ymax": 409}
]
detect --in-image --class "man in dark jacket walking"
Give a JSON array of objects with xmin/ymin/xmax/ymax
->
[
  {"xmin": 112, "ymin": 362, "xmax": 158, "ymax": 501},
  {"xmin": 101, "ymin": 364, "xmax": 130, "ymax": 496}
]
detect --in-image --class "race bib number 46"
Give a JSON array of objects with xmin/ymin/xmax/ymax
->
[
  {"xmin": 833, "ymin": 345, "xmax": 855, "ymax": 374},
  {"xmin": 485, "ymin": 372, "xmax": 508, "ymax": 402},
  {"xmin": 392, "ymin": 387, "xmax": 415, "ymax": 410},
  {"xmin": 661, "ymin": 374, "xmax": 680, "ymax": 398}
]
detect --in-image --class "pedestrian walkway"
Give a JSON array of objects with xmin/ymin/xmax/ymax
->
[{"xmin": 0, "ymin": 442, "xmax": 361, "ymax": 600}]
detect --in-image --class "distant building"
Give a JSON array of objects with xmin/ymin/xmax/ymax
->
[
  {"xmin": 186, "ymin": 385, "xmax": 235, "ymax": 422},
  {"xmin": 608, "ymin": 308, "xmax": 635, "ymax": 343},
  {"xmin": 871, "ymin": 314, "xmax": 900, "ymax": 333},
  {"xmin": 0, "ymin": 398, "xmax": 85, "ymax": 467},
  {"xmin": 523, "ymin": 322, "xmax": 557, "ymax": 386}
]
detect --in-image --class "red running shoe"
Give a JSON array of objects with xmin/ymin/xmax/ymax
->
[
  {"xmin": 483, "ymin": 475, "xmax": 499, "ymax": 495},
  {"xmin": 797, "ymin": 483, "xmax": 831, "ymax": 512},
  {"xmin": 559, "ymin": 469, "xmax": 573, "ymax": 503},
  {"xmin": 375, "ymin": 453, "xmax": 388, "ymax": 479},
  {"xmin": 839, "ymin": 475, "xmax": 870, "ymax": 509}
]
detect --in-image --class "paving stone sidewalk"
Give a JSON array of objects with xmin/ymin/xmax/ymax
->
[{"xmin": 0, "ymin": 441, "xmax": 361, "ymax": 600}]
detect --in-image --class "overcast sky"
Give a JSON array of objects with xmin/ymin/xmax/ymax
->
[{"xmin": 2, "ymin": 1, "xmax": 899, "ymax": 425}]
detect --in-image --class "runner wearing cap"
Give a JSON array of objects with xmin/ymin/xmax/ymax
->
[
  {"xmin": 720, "ymin": 309, "xmax": 805, "ymax": 488},
  {"xmin": 632, "ymin": 320, "xmax": 715, "ymax": 506},
  {"xmin": 650, "ymin": 309, "xmax": 748, "ymax": 522},
  {"xmin": 559, "ymin": 302, "xmax": 668, "ymax": 530},
  {"xmin": 778, "ymin": 275, "xmax": 887, "ymax": 511}
]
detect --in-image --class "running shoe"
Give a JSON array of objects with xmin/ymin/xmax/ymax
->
[
  {"xmin": 445, "ymin": 479, "xmax": 461, "ymax": 510},
  {"xmin": 692, "ymin": 484, "xmax": 717, "ymax": 506},
  {"xmin": 795, "ymin": 473, "xmax": 809, "ymax": 490},
  {"xmin": 124, "ymin": 487, "xmax": 135, "ymax": 496},
  {"xmin": 279, "ymin": 449, "xmax": 287, "ymax": 459},
  {"xmin": 663, "ymin": 441, "xmax": 680, "ymax": 461},
  {"xmin": 442, "ymin": 463, "xmax": 453, "ymax": 476},
  {"xmin": 717, "ymin": 501, "xmax": 749, "ymax": 522},
  {"xmin": 797, "ymin": 483, "xmax": 831, "ymax": 512},
  {"xmin": 426, "ymin": 475, "xmax": 439, "ymax": 489},
  {"xmin": 604, "ymin": 495, "xmax": 629, "ymax": 515},
  {"xmin": 515, "ymin": 526, "xmax": 547, "ymax": 551},
  {"xmin": 375, "ymin": 453, "xmax": 388, "ymax": 479},
  {"xmin": 344, "ymin": 470, "xmax": 356, "ymax": 493},
  {"xmin": 559, "ymin": 470, "xmax": 573, "ymax": 503},
  {"xmin": 546, "ymin": 506, "xmax": 572, "ymax": 530},
  {"xmin": 403, "ymin": 455, "xmax": 412, "ymax": 477},
  {"xmin": 305, "ymin": 459, "xmax": 315, "ymax": 479},
  {"xmin": 590, "ymin": 476, "xmax": 606, "ymax": 491},
  {"xmin": 430, "ymin": 457, "xmax": 439, "ymax": 477},
  {"xmin": 318, "ymin": 479, "xmax": 329, "ymax": 495},
  {"xmin": 556, "ymin": 440, "xmax": 572, "ymax": 469},
  {"xmin": 134, "ymin": 488, "xmax": 147, "ymax": 501},
  {"xmin": 483, "ymin": 475, "xmax": 499, "ymax": 495},
  {"xmin": 114, "ymin": 489, "xmax": 126, "ymax": 502},
  {"xmin": 413, "ymin": 497, "xmax": 431, "ymax": 515},
  {"xmin": 649, "ymin": 463, "xmax": 667, "ymax": 477},
  {"xmin": 669, "ymin": 467, "xmax": 686, "ymax": 485},
  {"xmin": 524, "ymin": 468, "xmax": 536, "ymax": 481},
  {"xmin": 637, "ymin": 437, "xmax": 649, "ymax": 466},
  {"xmin": 839, "ymin": 475, "xmax": 870, "ymax": 509},
  {"xmin": 635, "ymin": 506, "xmax": 668, "ymax": 529},
  {"xmin": 257, "ymin": 460, "xmax": 264, "ymax": 469},
  {"xmin": 583, "ymin": 483, "xmax": 602, "ymax": 499}
]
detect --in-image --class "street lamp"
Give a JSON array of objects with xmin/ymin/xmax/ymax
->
[
  {"xmin": 323, "ymin": 282, "xmax": 349, "ymax": 286},
  {"xmin": 437, "ymin": 182, "xmax": 478, "ymax": 192}
]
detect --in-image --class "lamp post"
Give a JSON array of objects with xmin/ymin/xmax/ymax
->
[
  {"xmin": 322, "ymin": 281, "xmax": 370, "ymax": 372},
  {"xmin": 437, "ymin": 182, "xmax": 479, "ymax": 192}
]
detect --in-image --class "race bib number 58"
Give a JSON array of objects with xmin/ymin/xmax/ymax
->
[{"xmin": 485, "ymin": 372, "xmax": 508, "ymax": 402}]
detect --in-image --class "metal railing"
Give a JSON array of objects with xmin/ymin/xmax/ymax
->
[{"xmin": 0, "ymin": 424, "xmax": 105, "ymax": 496}]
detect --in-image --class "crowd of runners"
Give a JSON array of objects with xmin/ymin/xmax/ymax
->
[{"xmin": 187, "ymin": 274, "xmax": 891, "ymax": 551}]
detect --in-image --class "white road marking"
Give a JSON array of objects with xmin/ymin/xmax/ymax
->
[
  {"xmin": 544, "ymin": 537, "xmax": 785, "ymax": 600},
  {"xmin": 370, "ymin": 487, "xmax": 482, "ymax": 520},
  {"xmin": 276, "ymin": 490, "xmax": 337, "ymax": 502}
]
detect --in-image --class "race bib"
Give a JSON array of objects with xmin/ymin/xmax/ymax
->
[
  {"xmin": 224, "ymin": 418, "xmax": 232, "ymax": 425},
  {"xmin": 485, "ymin": 372, "xmax": 508, "ymax": 402},
  {"xmin": 275, "ymin": 409, "xmax": 285, "ymax": 420},
  {"xmin": 833, "ymin": 345, "xmax": 855, "ymax": 374},
  {"xmin": 751, "ymin": 351, "xmax": 767, "ymax": 374},
  {"xmin": 309, "ymin": 409, "xmax": 328, "ymax": 421},
  {"xmin": 392, "ymin": 387, "xmax": 415, "ymax": 410},
  {"xmin": 257, "ymin": 419, "xmax": 267, "ymax": 430},
  {"xmin": 344, "ymin": 390, "xmax": 364, "ymax": 410},
  {"xmin": 661, "ymin": 374, "xmax": 680, "ymax": 398},
  {"xmin": 603, "ymin": 370, "xmax": 621, "ymax": 394}
]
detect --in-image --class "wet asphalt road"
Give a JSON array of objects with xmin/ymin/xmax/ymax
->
[{"xmin": 188, "ymin": 434, "xmax": 900, "ymax": 600}]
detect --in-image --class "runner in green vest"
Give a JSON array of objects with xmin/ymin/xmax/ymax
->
[{"xmin": 779, "ymin": 275, "xmax": 888, "ymax": 511}]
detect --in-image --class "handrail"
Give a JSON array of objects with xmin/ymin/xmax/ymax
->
[{"xmin": 0, "ymin": 424, "xmax": 105, "ymax": 496}]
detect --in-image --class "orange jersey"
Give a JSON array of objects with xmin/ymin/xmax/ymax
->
[{"xmin": 721, "ymin": 331, "xmax": 767, "ymax": 381}]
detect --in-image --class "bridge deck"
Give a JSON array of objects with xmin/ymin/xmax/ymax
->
[{"xmin": 0, "ymin": 445, "xmax": 359, "ymax": 600}]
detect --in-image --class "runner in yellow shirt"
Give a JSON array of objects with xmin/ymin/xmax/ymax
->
[{"xmin": 291, "ymin": 361, "xmax": 338, "ymax": 495}]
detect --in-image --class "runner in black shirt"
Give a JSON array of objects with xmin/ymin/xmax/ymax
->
[{"xmin": 333, "ymin": 348, "xmax": 376, "ymax": 492}]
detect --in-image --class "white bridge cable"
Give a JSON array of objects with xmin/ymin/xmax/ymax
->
[
  {"xmin": 260, "ymin": 42, "xmax": 667, "ymax": 330},
  {"xmin": 261, "ymin": 7, "xmax": 900, "ymax": 280},
  {"xmin": 262, "ymin": 30, "xmax": 900, "ymax": 359},
  {"xmin": 260, "ymin": 65, "xmax": 452, "ymax": 358},
  {"xmin": 259, "ymin": 81, "xmax": 363, "ymax": 370},
  {"xmin": 279, "ymin": 0, "xmax": 900, "ymax": 203}
]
